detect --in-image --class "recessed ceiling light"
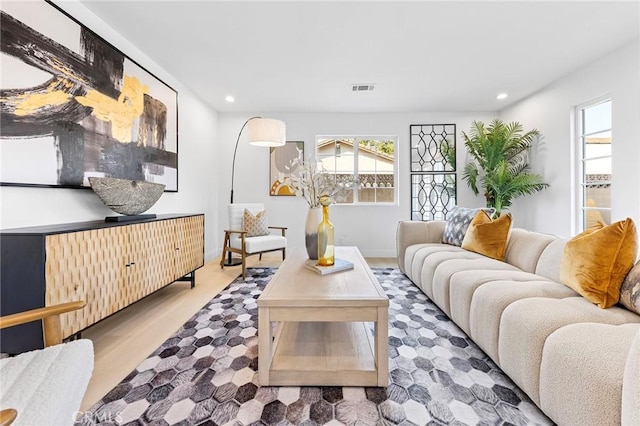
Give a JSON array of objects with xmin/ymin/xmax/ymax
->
[
  {"xmin": 496, "ymin": 93, "xmax": 508, "ymax": 100},
  {"xmin": 225, "ymin": 95, "xmax": 235, "ymax": 103}
]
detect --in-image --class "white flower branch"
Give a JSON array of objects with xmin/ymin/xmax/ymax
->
[{"xmin": 283, "ymin": 158, "xmax": 353, "ymax": 208}]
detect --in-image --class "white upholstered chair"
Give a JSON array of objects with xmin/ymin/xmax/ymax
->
[{"xmin": 220, "ymin": 203, "xmax": 287, "ymax": 279}]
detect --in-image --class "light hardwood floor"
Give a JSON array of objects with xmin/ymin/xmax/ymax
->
[{"xmin": 79, "ymin": 251, "xmax": 397, "ymax": 411}]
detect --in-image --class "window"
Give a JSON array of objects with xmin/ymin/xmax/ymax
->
[
  {"xmin": 577, "ymin": 98, "xmax": 611, "ymax": 231},
  {"xmin": 315, "ymin": 136, "xmax": 397, "ymax": 204}
]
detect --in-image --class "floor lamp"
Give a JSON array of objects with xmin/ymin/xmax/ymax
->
[{"xmin": 225, "ymin": 116, "xmax": 286, "ymax": 266}]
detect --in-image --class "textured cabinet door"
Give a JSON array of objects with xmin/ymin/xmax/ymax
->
[
  {"xmin": 45, "ymin": 227, "xmax": 128, "ymax": 338},
  {"xmin": 173, "ymin": 215, "xmax": 205, "ymax": 280},
  {"xmin": 126, "ymin": 221, "xmax": 176, "ymax": 303}
]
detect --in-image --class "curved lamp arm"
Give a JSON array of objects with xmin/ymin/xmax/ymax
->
[{"xmin": 230, "ymin": 116, "xmax": 261, "ymax": 204}]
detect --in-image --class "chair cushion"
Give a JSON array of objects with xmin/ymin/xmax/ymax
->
[
  {"xmin": 560, "ymin": 217, "xmax": 637, "ymax": 308},
  {"xmin": 243, "ymin": 209, "xmax": 269, "ymax": 237},
  {"xmin": 0, "ymin": 339, "xmax": 93, "ymax": 426},
  {"xmin": 230, "ymin": 235, "xmax": 286, "ymax": 253}
]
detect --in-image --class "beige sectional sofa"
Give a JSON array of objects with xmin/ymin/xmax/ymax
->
[{"xmin": 397, "ymin": 220, "xmax": 640, "ymax": 426}]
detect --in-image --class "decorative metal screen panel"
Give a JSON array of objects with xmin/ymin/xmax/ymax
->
[
  {"xmin": 411, "ymin": 174, "xmax": 456, "ymax": 221},
  {"xmin": 410, "ymin": 124, "xmax": 456, "ymax": 221}
]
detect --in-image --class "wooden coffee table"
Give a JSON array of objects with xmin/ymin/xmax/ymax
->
[{"xmin": 257, "ymin": 246, "xmax": 389, "ymax": 387}]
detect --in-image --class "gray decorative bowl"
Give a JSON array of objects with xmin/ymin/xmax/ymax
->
[{"xmin": 88, "ymin": 177, "xmax": 165, "ymax": 215}]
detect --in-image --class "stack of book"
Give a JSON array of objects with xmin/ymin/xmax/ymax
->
[{"xmin": 304, "ymin": 258, "xmax": 354, "ymax": 275}]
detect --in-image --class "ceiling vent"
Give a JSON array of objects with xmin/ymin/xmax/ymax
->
[{"xmin": 352, "ymin": 83, "xmax": 375, "ymax": 92}]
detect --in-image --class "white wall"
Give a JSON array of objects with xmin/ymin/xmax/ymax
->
[
  {"xmin": 9, "ymin": 2, "xmax": 633, "ymax": 260},
  {"xmin": 217, "ymin": 112, "xmax": 494, "ymax": 257},
  {"xmin": 499, "ymin": 39, "xmax": 640, "ymax": 237},
  {"xmin": 0, "ymin": 0, "xmax": 221, "ymax": 261}
]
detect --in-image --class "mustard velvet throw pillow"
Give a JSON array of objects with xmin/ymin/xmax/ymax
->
[
  {"xmin": 560, "ymin": 218, "xmax": 638, "ymax": 309},
  {"xmin": 243, "ymin": 209, "xmax": 270, "ymax": 237},
  {"xmin": 461, "ymin": 211, "xmax": 512, "ymax": 261}
]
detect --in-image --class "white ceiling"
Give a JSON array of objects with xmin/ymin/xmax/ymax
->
[{"xmin": 79, "ymin": 0, "xmax": 640, "ymax": 113}]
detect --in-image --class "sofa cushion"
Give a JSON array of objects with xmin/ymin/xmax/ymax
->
[
  {"xmin": 404, "ymin": 243, "xmax": 464, "ymax": 284},
  {"xmin": 461, "ymin": 211, "xmax": 512, "ymax": 260},
  {"xmin": 499, "ymin": 296, "xmax": 640, "ymax": 405},
  {"xmin": 539, "ymin": 323, "xmax": 640, "ymax": 426},
  {"xmin": 505, "ymin": 229, "xmax": 556, "ymax": 273},
  {"xmin": 622, "ymin": 327, "xmax": 640, "ymax": 426},
  {"xmin": 417, "ymin": 251, "xmax": 484, "ymax": 298},
  {"xmin": 430, "ymin": 259, "xmax": 520, "ymax": 316},
  {"xmin": 560, "ymin": 218, "xmax": 637, "ymax": 308},
  {"xmin": 535, "ymin": 238, "xmax": 568, "ymax": 282},
  {"xmin": 620, "ymin": 260, "xmax": 640, "ymax": 315},
  {"xmin": 442, "ymin": 206, "xmax": 494, "ymax": 246},
  {"xmin": 448, "ymin": 270, "xmax": 550, "ymax": 335},
  {"xmin": 469, "ymin": 280, "xmax": 577, "ymax": 366}
]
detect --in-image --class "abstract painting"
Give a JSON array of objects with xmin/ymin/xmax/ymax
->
[
  {"xmin": 0, "ymin": 1, "xmax": 178, "ymax": 191},
  {"xmin": 270, "ymin": 141, "xmax": 303, "ymax": 196}
]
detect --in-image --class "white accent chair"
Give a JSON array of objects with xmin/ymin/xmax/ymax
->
[
  {"xmin": 220, "ymin": 203, "xmax": 287, "ymax": 279},
  {"xmin": 0, "ymin": 301, "xmax": 94, "ymax": 426}
]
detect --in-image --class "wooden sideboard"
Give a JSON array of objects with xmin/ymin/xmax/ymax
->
[{"xmin": 0, "ymin": 214, "xmax": 204, "ymax": 354}]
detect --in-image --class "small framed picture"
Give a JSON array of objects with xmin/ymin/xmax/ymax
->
[{"xmin": 270, "ymin": 141, "xmax": 304, "ymax": 196}]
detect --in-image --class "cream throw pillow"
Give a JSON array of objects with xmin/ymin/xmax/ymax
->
[{"xmin": 243, "ymin": 209, "xmax": 269, "ymax": 237}]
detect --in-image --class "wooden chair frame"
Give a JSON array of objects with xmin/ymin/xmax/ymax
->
[
  {"xmin": 0, "ymin": 301, "xmax": 86, "ymax": 347},
  {"xmin": 220, "ymin": 226, "xmax": 287, "ymax": 279},
  {"xmin": 0, "ymin": 410, "xmax": 16, "ymax": 426}
]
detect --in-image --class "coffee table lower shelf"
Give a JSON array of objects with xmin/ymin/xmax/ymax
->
[{"xmin": 265, "ymin": 321, "xmax": 382, "ymax": 387}]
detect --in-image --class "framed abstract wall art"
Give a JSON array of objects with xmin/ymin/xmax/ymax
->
[
  {"xmin": 269, "ymin": 141, "xmax": 304, "ymax": 196},
  {"xmin": 0, "ymin": 1, "xmax": 178, "ymax": 191}
]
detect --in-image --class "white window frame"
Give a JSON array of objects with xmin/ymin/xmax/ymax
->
[
  {"xmin": 574, "ymin": 96, "xmax": 612, "ymax": 233},
  {"xmin": 315, "ymin": 135, "xmax": 399, "ymax": 206}
]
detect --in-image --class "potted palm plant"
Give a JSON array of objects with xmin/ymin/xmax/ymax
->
[{"xmin": 462, "ymin": 119, "xmax": 549, "ymax": 216}]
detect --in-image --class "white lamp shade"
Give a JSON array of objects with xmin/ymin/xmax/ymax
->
[{"xmin": 248, "ymin": 118, "xmax": 286, "ymax": 147}]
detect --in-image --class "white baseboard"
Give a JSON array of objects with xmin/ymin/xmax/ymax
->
[
  {"xmin": 205, "ymin": 247, "xmax": 396, "ymax": 262},
  {"xmin": 357, "ymin": 248, "xmax": 397, "ymax": 258}
]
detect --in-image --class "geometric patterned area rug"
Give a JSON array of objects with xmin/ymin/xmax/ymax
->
[{"xmin": 77, "ymin": 268, "xmax": 553, "ymax": 426}]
